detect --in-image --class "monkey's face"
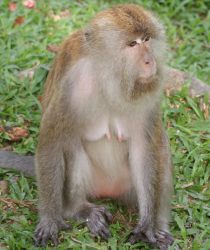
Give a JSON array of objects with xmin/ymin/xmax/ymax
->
[
  {"xmin": 90, "ymin": 4, "xmax": 166, "ymax": 102},
  {"xmin": 120, "ymin": 35, "xmax": 160, "ymax": 100},
  {"xmin": 126, "ymin": 37, "xmax": 157, "ymax": 79}
]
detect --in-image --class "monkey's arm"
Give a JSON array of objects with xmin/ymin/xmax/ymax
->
[
  {"xmin": 1, "ymin": 66, "xmax": 209, "ymax": 178},
  {"xmin": 0, "ymin": 150, "xmax": 35, "ymax": 177}
]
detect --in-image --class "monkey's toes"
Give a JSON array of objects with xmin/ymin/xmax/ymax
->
[
  {"xmin": 86, "ymin": 206, "xmax": 112, "ymax": 240},
  {"xmin": 128, "ymin": 228, "xmax": 175, "ymax": 250},
  {"xmin": 59, "ymin": 220, "xmax": 72, "ymax": 231},
  {"xmin": 97, "ymin": 206, "xmax": 113, "ymax": 222},
  {"xmin": 128, "ymin": 222, "xmax": 156, "ymax": 245},
  {"xmin": 129, "ymin": 231, "xmax": 149, "ymax": 245},
  {"xmin": 155, "ymin": 230, "xmax": 174, "ymax": 250},
  {"xmin": 34, "ymin": 222, "xmax": 59, "ymax": 247},
  {"xmin": 34, "ymin": 219, "xmax": 71, "ymax": 247}
]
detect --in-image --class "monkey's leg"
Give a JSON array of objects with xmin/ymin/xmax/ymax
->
[
  {"xmin": 128, "ymin": 138, "xmax": 158, "ymax": 245},
  {"xmin": 154, "ymin": 132, "xmax": 174, "ymax": 250},
  {"xmin": 63, "ymin": 148, "xmax": 112, "ymax": 240},
  {"xmin": 34, "ymin": 126, "xmax": 71, "ymax": 247},
  {"xmin": 128, "ymin": 129, "xmax": 174, "ymax": 250}
]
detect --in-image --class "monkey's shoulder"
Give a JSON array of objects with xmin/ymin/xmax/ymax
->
[{"xmin": 59, "ymin": 30, "xmax": 87, "ymax": 65}]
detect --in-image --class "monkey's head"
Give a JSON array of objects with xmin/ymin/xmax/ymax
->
[{"xmin": 85, "ymin": 4, "xmax": 166, "ymax": 102}]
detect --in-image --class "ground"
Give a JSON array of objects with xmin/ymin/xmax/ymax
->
[{"xmin": 0, "ymin": 0, "xmax": 209, "ymax": 249}]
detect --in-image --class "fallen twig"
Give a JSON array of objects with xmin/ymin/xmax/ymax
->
[{"xmin": 0, "ymin": 197, "xmax": 37, "ymax": 211}]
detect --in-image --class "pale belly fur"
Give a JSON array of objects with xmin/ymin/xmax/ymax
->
[{"xmin": 82, "ymin": 116, "xmax": 132, "ymax": 198}]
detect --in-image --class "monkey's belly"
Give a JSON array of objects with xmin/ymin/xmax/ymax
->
[{"xmin": 84, "ymin": 138, "xmax": 132, "ymax": 198}]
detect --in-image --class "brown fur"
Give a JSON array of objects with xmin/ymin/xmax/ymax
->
[
  {"xmin": 41, "ymin": 31, "xmax": 86, "ymax": 111},
  {"xmin": 92, "ymin": 5, "xmax": 158, "ymax": 38},
  {"xmin": 2, "ymin": 5, "xmax": 175, "ymax": 249},
  {"xmin": 34, "ymin": 4, "xmax": 174, "ymax": 249}
]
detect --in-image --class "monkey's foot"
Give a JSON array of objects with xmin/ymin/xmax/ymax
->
[
  {"xmin": 129, "ymin": 226, "xmax": 174, "ymax": 250},
  {"xmin": 155, "ymin": 230, "xmax": 174, "ymax": 250},
  {"xmin": 75, "ymin": 205, "xmax": 112, "ymax": 240},
  {"xmin": 34, "ymin": 218, "xmax": 71, "ymax": 247},
  {"xmin": 128, "ymin": 224, "xmax": 156, "ymax": 245}
]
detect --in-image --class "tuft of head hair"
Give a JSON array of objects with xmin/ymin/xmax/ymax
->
[{"xmin": 90, "ymin": 4, "xmax": 165, "ymax": 40}]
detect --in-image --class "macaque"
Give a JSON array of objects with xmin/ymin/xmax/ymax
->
[{"xmin": 0, "ymin": 4, "xmax": 174, "ymax": 249}]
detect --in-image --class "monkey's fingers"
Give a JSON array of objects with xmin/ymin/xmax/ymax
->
[
  {"xmin": 88, "ymin": 220, "xmax": 111, "ymax": 240},
  {"xmin": 86, "ymin": 207, "xmax": 111, "ymax": 240},
  {"xmin": 98, "ymin": 227, "xmax": 111, "ymax": 240},
  {"xmin": 98, "ymin": 206, "xmax": 113, "ymax": 222}
]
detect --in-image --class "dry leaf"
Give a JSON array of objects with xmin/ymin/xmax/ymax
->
[
  {"xmin": 38, "ymin": 95, "xmax": 42, "ymax": 102},
  {"xmin": 9, "ymin": 2, "xmax": 17, "ymax": 11},
  {"xmin": 49, "ymin": 9, "xmax": 71, "ymax": 21},
  {"xmin": 49, "ymin": 11, "xmax": 61, "ymax": 21},
  {"xmin": 18, "ymin": 68, "xmax": 35, "ymax": 80},
  {"xmin": 0, "ymin": 243, "xmax": 7, "ymax": 250},
  {"xmin": 181, "ymin": 182, "xmax": 194, "ymax": 189},
  {"xmin": 172, "ymin": 204, "xmax": 186, "ymax": 209},
  {"xmin": 14, "ymin": 16, "xmax": 25, "ymax": 26},
  {"xmin": 200, "ymin": 98, "xmax": 209, "ymax": 120},
  {"xmin": 0, "ymin": 180, "xmax": 9, "ymax": 195},
  {"xmin": 6, "ymin": 127, "xmax": 29, "ymax": 141},
  {"xmin": 201, "ymin": 183, "xmax": 209, "ymax": 193},
  {"xmin": 60, "ymin": 9, "xmax": 71, "ymax": 18},
  {"xmin": 0, "ymin": 197, "xmax": 36, "ymax": 212},
  {"xmin": 23, "ymin": 0, "xmax": 36, "ymax": 9}
]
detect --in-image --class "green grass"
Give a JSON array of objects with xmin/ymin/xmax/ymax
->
[{"xmin": 0, "ymin": 0, "xmax": 209, "ymax": 249}]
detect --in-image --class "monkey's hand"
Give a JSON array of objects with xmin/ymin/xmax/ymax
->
[
  {"xmin": 129, "ymin": 224, "xmax": 174, "ymax": 250},
  {"xmin": 34, "ymin": 217, "xmax": 71, "ymax": 247},
  {"xmin": 74, "ymin": 205, "xmax": 112, "ymax": 240}
]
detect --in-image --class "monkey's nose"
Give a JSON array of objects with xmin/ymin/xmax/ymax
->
[
  {"xmin": 144, "ymin": 54, "xmax": 154, "ymax": 65},
  {"xmin": 141, "ymin": 58, "xmax": 157, "ymax": 78}
]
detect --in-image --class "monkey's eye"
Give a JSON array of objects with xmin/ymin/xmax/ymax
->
[
  {"xmin": 129, "ymin": 41, "xmax": 137, "ymax": 47},
  {"xmin": 144, "ymin": 36, "xmax": 150, "ymax": 42}
]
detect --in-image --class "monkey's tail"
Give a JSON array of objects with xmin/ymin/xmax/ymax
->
[{"xmin": 0, "ymin": 151, "xmax": 35, "ymax": 177}]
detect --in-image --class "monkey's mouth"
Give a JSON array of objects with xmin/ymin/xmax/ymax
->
[
  {"xmin": 137, "ymin": 73, "xmax": 157, "ymax": 84},
  {"xmin": 129, "ymin": 75, "xmax": 159, "ymax": 99}
]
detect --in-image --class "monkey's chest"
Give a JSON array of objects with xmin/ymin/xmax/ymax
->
[
  {"xmin": 83, "ymin": 116, "xmax": 129, "ymax": 142},
  {"xmin": 83, "ymin": 118, "xmax": 132, "ymax": 198}
]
